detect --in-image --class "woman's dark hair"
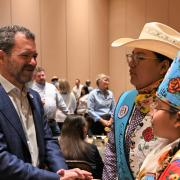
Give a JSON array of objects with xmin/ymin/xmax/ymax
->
[
  {"xmin": 60, "ymin": 115, "xmax": 92, "ymax": 160},
  {"xmin": 154, "ymin": 52, "xmax": 172, "ymax": 65},
  {"xmin": 80, "ymin": 86, "xmax": 89, "ymax": 97}
]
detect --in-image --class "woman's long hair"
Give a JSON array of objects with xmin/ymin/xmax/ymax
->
[
  {"xmin": 80, "ymin": 86, "xmax": 89, "ymax": 97},
  {"xmin": 58, "ymin": 79, "xmax": 71, "ymax": 94},
  {"xmin": 60, "ymin": 115, "xmax": 92, "ymax": 160}
]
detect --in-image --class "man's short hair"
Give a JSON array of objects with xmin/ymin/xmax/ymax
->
[
  {"xmin": 96, "ymin": 73, "xmax": 109, "ymax": 86},
  {"xmin": 34, "ymin": 67, "xmax": 45, "ymax": 74},
  {"xmin": 0, "ymin": 25, "xmax": 35, "ymax": 54}
]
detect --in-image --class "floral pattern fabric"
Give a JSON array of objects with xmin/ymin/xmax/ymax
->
[
  {"xmin": 159, "ymin": 150, "xmax": 180, "ymax": 180},
  {"xmin": 136, "ymin": 138, "xmax": 180, "ymax": 180},
  {"xmin": 157, "ymin": 52, "xmax": 180, "ymax": 110},
  {"xmin": 142, "ymin": 126, "xmax": 154, "ymax": 142},
  {"xmin": 128, "ymin": 113, "xmax": 161, "ymax": 177},
  {"xmin": 168, "ymin": 77, "xmax": 180, "ymax": 94}
]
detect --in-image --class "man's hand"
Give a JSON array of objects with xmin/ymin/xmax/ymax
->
[
  {"xmin": 57, "ymin": 168, "xmax": 93, "ymax": 180},
  {"xmin": 107, "ymin": 117, "xmax": 113, "ymax": 127},
  {"xmin": 99, "ymin": 117, "xmax": 113, "ymax": 127},
  {"xmin": 99, "ymin": 118, "xmax": 108, "ymax": 127}
]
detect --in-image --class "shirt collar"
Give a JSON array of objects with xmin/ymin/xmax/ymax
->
[
  {"xmin": 97, "ymin": 88, "xmax": 109, "ymax": 95},
  {"xmin": 34, "ymin": 82, "xmax": 46, "ymax": 89},
  {"xmin": 0, "ymin": 74, "xmax": 28, "ymax": 96}
]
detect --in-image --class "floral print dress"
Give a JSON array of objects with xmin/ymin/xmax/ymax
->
[
  {"xmin": 128, "ymin": 113, "xmax": 163, "ymax": 177},
  {"xmin": 125, "ymin": 80, "xmax": 165, "ymax": 177}
]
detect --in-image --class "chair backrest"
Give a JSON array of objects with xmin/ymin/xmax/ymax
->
[{"xmin": 66, "ymin": 160, "xmax": 93, "ymax": 173}]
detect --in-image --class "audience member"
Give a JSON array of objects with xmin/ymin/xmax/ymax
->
[
  {"xmin": 51, "ymin": 75, "xmax": 59, "ymax": 89},
  {"xmin": 76, "ymin": 85, "xmax": 89, "ymax": 115},
  {"xmin": 0, "ymin": 25, "xmax": 92, "ymax": 180},
  {"xmin": 31, "ymin": 67, "xmax": 68, "ymax": 136},
  {"xmin": 137, "ymin": 51, "xmax": 180, "ymax": 179},
  {"xmin": 87, "ymin": 73, "xmax": 115, "ymax": 135},
  {"xmin": 85, "ymin": 80, "xmax": 93, "ymax": 92},
  {"xmin": 55, "ymin": 79, "xmax": 77, "ymax": 128},
  {"xmin": 72, "ymin": 78, "xmax": 83, "ymax": 100},
  {"xmin": 76, "ymin": 86, "xmax": 92, "ymax": 135},
  {"xmin": 60, "ymin": 115, "xmax": 104, "ymax": 179},
  {"xmin": 103, "ymin": 22, "xmax": 180, "ymax": 179}
]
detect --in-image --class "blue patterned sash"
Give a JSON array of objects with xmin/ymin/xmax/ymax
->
[{"xmin": 114, "ymin": 89, "xmax": 137, "ymax": 179}]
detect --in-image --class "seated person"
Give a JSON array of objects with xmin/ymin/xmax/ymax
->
[
  {"xmin": 59, "ymin": 115, "xmax": 104, "ymax": 179},
  {"xmin": 137, "ymin": 52, "xmax": 180, "ymax": 179}
]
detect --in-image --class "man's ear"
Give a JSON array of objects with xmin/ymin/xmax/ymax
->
[{"xmin": 160, "ymin": 59, "xmax": 170, "ymax": 76}]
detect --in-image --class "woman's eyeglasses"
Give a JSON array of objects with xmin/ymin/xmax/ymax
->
[{"xmin": 126, "ymin": 54, "xmax": 159, "ymax": 65}]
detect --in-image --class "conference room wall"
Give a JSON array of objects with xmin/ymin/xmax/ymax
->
[
  {"xmin": 0, "ymin": 0, "xmax": 180, "ymax": 100},
  {"xmin": 0, "ymin": 0, "xmax": 109, "ymax": 91}
]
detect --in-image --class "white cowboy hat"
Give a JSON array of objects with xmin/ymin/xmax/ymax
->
[
  {"xmin": 112, "ymin": 22, "xmax": 180, "ymax": 60},
  {"xmin": 51, "ymin": 76, "xmax": 58, "ymax": 80}
]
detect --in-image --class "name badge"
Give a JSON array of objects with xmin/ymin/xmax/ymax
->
[{"xmin": 118, "ymin": 105, "xmax": 128, "ymax": 118}]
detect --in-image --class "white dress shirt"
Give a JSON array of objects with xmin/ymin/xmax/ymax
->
[
  {"xmin": 0, "ymin": 75, "xmax": 39, "ymax": 166},
  {"xmin": 31, "ymin": 82, "xmax": 68, "ymax": 120}
]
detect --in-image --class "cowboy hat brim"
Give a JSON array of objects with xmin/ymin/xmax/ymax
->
[{"xmin": 112, "ymin": 38, "xmax": 179, "ymax": 60}]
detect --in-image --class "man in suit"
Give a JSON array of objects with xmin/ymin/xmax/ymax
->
[{"xmin": 0, "ymin": 25, "xmax": 92, "ymax": 180}]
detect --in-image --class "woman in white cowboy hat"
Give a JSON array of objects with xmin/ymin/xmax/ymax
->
[
  {"xmin": 137, "ymin": 51, "xmax": 180, "ymax": 180},
  {"xmin": 102, "ymin": 22, "xmax": 180, "ymax": 180}
]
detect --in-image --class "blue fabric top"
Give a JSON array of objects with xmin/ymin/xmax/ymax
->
[{"xmin": 87, "ymin": 88, "xmax": 115, "ymax": 122}]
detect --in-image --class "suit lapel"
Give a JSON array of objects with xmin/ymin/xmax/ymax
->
[
  {"xmin": 0, "ymin": 86, "xmax": 28, "ymax": 147},
  {"xmin": 27, "ymin": 91, "xmax": 44, "ymax": 155}
]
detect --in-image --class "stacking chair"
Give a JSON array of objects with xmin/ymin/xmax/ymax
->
[{"xmin": 66, "ymin": 160, "xmax": 93, "ymax": 173}]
